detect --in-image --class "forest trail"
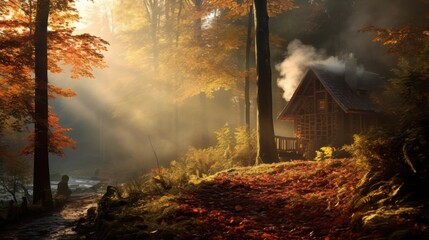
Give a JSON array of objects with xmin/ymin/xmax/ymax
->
[
  {"xmin": 0, "ymin": 193, "xmax": 101, "ymax": 240},
  {"xmin": 170, "ymin": 159, "xmax": 376, "ymax": 239}
]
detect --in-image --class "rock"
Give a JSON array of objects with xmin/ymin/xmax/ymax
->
[
  {"xmin": 87, "ymin": 206, "xmax": 97, "ymax": 219},
  {"xmin": 95, "ymin": 186, "xmax": 123, "ymax": 230},
  {"xmin": 56, "ymin": 175, "xmax": 72, "ymax": 198}
]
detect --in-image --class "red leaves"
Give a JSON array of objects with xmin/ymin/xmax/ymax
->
[
  {"xmin": 22, "ymin": 108, "xmax": 76, "ymax": 157},
  {"xmin": 174, "ymin": 159, "xmax": 371, "ymax": 239}
]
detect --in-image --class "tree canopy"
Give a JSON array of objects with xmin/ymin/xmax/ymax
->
[{"xmin": 0, "ymin": 0, "xmax": 108, "ymax": 155}]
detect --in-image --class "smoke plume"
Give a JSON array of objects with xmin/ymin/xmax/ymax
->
[{"xmin": 276, "ymin": 39, "xmax": 346, "ymax": 101}]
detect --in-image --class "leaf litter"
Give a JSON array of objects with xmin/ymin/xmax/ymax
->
[{"xmin": 170, "ymin": 159, "xmax": 379, "ymax": 239}]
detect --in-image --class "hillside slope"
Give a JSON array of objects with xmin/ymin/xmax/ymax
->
[
  {"xmin": 88, "ymin": 159, "xmax": 392, "ymax": 239},
  {"xmin": 172, "ymin": 159, "xmax": 367, "ymax": 239}
]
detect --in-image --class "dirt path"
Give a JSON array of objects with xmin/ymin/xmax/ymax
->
[{"xmin": 0, "ymin": 193, "xmax": 101, "ymax": 240}]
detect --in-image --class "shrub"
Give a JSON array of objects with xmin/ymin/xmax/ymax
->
[
  {"xmin": 314, "ymin": 146, "xmax": 335, "ymax": 161},
  {"xmin": 232, "ymin": 126, "xmax": 257, "ymax": 166},
  {"xmin": 123, "ymin": 124, "xmax": 257, "ymax": 195},
  {"xmin": 314, "ymin": 146, "xmax": 349, "ymax": 161}
]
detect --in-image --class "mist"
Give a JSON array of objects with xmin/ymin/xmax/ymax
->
[
  {"xmin": 47, "ymin": 0, "xmax": 242, "ymax": 179},
  {"xmin": 271, "ymin": 0, "xmax": 429, "ymax": 78},
  {"xmin": 47, "ymin": 0, "xmax": 428, "ymax": 179}
]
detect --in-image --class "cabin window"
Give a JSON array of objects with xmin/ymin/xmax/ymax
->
[{"xmin": 318, "ymin": 99, "xmax": 326, "ymax": 111}]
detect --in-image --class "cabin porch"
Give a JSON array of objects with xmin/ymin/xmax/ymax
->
[{"xmin": 274, "ymin": 136, "xmax": 303, "ymax": 160}]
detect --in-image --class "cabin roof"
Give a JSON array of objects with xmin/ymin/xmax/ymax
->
[{"xmin": 278, "ymin": 64, "xmax": 383, "ymax": 120}]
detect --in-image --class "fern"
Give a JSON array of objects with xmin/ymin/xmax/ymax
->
[{"xmin": 120, "ymin": 124, "xmax": 258, "ymax": 195}]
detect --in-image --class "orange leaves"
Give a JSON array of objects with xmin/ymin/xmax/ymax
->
[
  {"xmin": 47, "ymin": 109, "xmax": 77, "ymax": 156},
  {"xmin": 174, "ymin": 159, "xmax": 370, "ymax": 239},
  {"xmin": 48, "ymin": 30, "xmax": 109, "ymax": 79},
  {"xmin": 362, "ymin": 23, "xmax": 429, "ymax": 56},
  {"xmin": 22, "ymin": 107, "xmax": 76, "ymax": 157},
  {"xmin": 48, "ymin": 84, "xmax": 76, "ymax": 99},
  {"xmin": 1, "ymin": 0, "xmax": 107, "ymax": 158},
  {"xmin": 363, "ymin": 25, "xmax": 410, "ymax": 45},
  {"xmin": 1, "ymin": 0, "xmax": 108, "ymax": 80}
]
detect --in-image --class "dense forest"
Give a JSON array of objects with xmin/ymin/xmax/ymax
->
[{"xmin": 0, "ymin": 0, "xmax": 428, "ymax": 239}]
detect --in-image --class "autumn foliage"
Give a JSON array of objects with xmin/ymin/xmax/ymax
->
[
  {"xmin": 340, "ymin": 3, "xmax": 429, "ymax": 237},
  {"xmin": 0, "ymin": 0, "xmax": 107, "ymax": 155},
  {"xmin": 114, "ymin": 0, "xmax": 294, "ymax": 102},
  {"xmin": 22, "ymin": 108, "xmax": 77, "ymax": 157},
  {"xmin": 174, "ymin": 159, "xmax": 368, "ymax": 239},
  {"xmin": 93, "ymin": 159, "xmax": 408, "ymax": 239},
  {"xmin": 360, "ymin": 0, "xmax": 429, "ymax": 193}
]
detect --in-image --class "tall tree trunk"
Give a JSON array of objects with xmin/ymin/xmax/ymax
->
[
  {"xmin": 254, "ymin": 1, "xmax": 279, "ymax": 164},
  {"xmin": 244, "ymin": 4, "xmax": 253, "ymax": 132},
  {"xmin": 194, "ymin": 0, "xmax": 209, "ymax": 147},
  {"xmin": 199, "ymin": 93, "xmax": 209, "ymax": 147},
  {"xmin": 151, "ymin": 0, "xmax": 159, "ymax": 73},
  {"xmin": 33, "ymin": 0, "xmax": 52, "ymax": 207},
  {"xmin": 174, "ymin": 0, "xmax": 184, "ymax": 157},
  {"xmin": 194, "ymin": 0, "xmax": 202, "ymax": 42}
]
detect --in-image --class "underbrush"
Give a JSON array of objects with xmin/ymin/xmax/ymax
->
[
  {"xmin": 346, "ymin": 129, "xmax": 429, "ymax": 238},
  {"xmin": 314, "ymin": 146, "xmax": 349, "ymax": 161},
  {"xmin": 121, "ymin": 124, "xmax": 257, "ymax": 196}
]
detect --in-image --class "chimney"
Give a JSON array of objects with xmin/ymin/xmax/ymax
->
[{"xmin": 345, "ymin": 53, "xmax": 358, "ymax": 89}]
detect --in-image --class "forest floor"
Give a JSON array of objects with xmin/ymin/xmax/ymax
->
[
  {"xmin": 171, "ymin": 159, "xmax": 369, "ymax": 240},
  {"xmin": 89, "ymin": 159, "xmax": 398, "ymax": 239},
  {"xmin": 3, "ymin": 159, "xmax": 427, "ymax": 239},
  {"xmin": 0, "ymin": 193, "xmax": 102, "ymax": 239}
]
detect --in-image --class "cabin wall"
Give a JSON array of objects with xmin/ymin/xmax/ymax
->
[
  {"xmin": 291, "ymin": 77, "xmax": 380, "ymax": 157},
  {"xmin": 342, "ymin": 113, "xmax": 380, "ymax": 142},
  {"xmin": 293, "ymin": 77, "xmax": 346, "ymax": 154},
  {"xmin": 295, "ymin": 111, "xmax": 379, "ymax": 156}
]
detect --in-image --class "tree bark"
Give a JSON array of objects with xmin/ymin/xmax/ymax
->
[
  {"xmin": 194, "ymin": 0, "xmax": 209, "ymax": 147},
  {"xmin": 174, "ymin": 0, "xmax": 184, "ymax": 158},
  {"xmin": 33, "ymin": 0, "xmax": 52, "ymax": 207},
  {"xmin": 244, "ymin": 4, "xmax": 253, "ymax": 132},
  {"xmin": 151, "ymin": 0, "xmax": 159, "ymax": 73},
  {"xmin": 254, "ymin": 1, "xmax": 279, "ymax": 164}
]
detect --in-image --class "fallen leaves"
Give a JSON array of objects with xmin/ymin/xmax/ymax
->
[{"xmin": 173, "ymin": 159, "xmax": 375, "ymax": 239}]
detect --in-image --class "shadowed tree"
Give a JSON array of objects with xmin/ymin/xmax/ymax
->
[
  {"xmin": 33, "ymin": 0, "xmax": 51, "ymax": 206},
  {"xmin": 1, "ymin": 0, "xmax": 108, "ymax": 205},
  {"xmin": 254, "ymin": 0, "xmax": 278, "ymax": 164},
  {"xmin": 1, "ymin": 0, "xmax": 108, "ymax": 149},
  {"xmin": 244, "ymin": 3, "xmax": 253, "ymax": 132}
]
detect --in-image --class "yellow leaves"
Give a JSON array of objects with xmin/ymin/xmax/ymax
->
[
  {"xmin": 362, "ymin": 24, "xmax": 429, "ymax": 56},
  {"xmin": 113, "ymin": 0, "xmax": 293, "ymax": 106},
  {"xmin": 157, "ymin": 43, "xmax": 240, "ymax": 102},
  {"xmin": 204, "ymin": 0, "xmax": 294, "ymax": 19},
  {"xmin": 113, "ymin": 0, "xmax": 151, "ymax": 31}
]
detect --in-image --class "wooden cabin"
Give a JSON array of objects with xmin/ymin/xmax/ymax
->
[{"xmin": 277, "ymin": 63, "xmax": 383, "ymax": 157}]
